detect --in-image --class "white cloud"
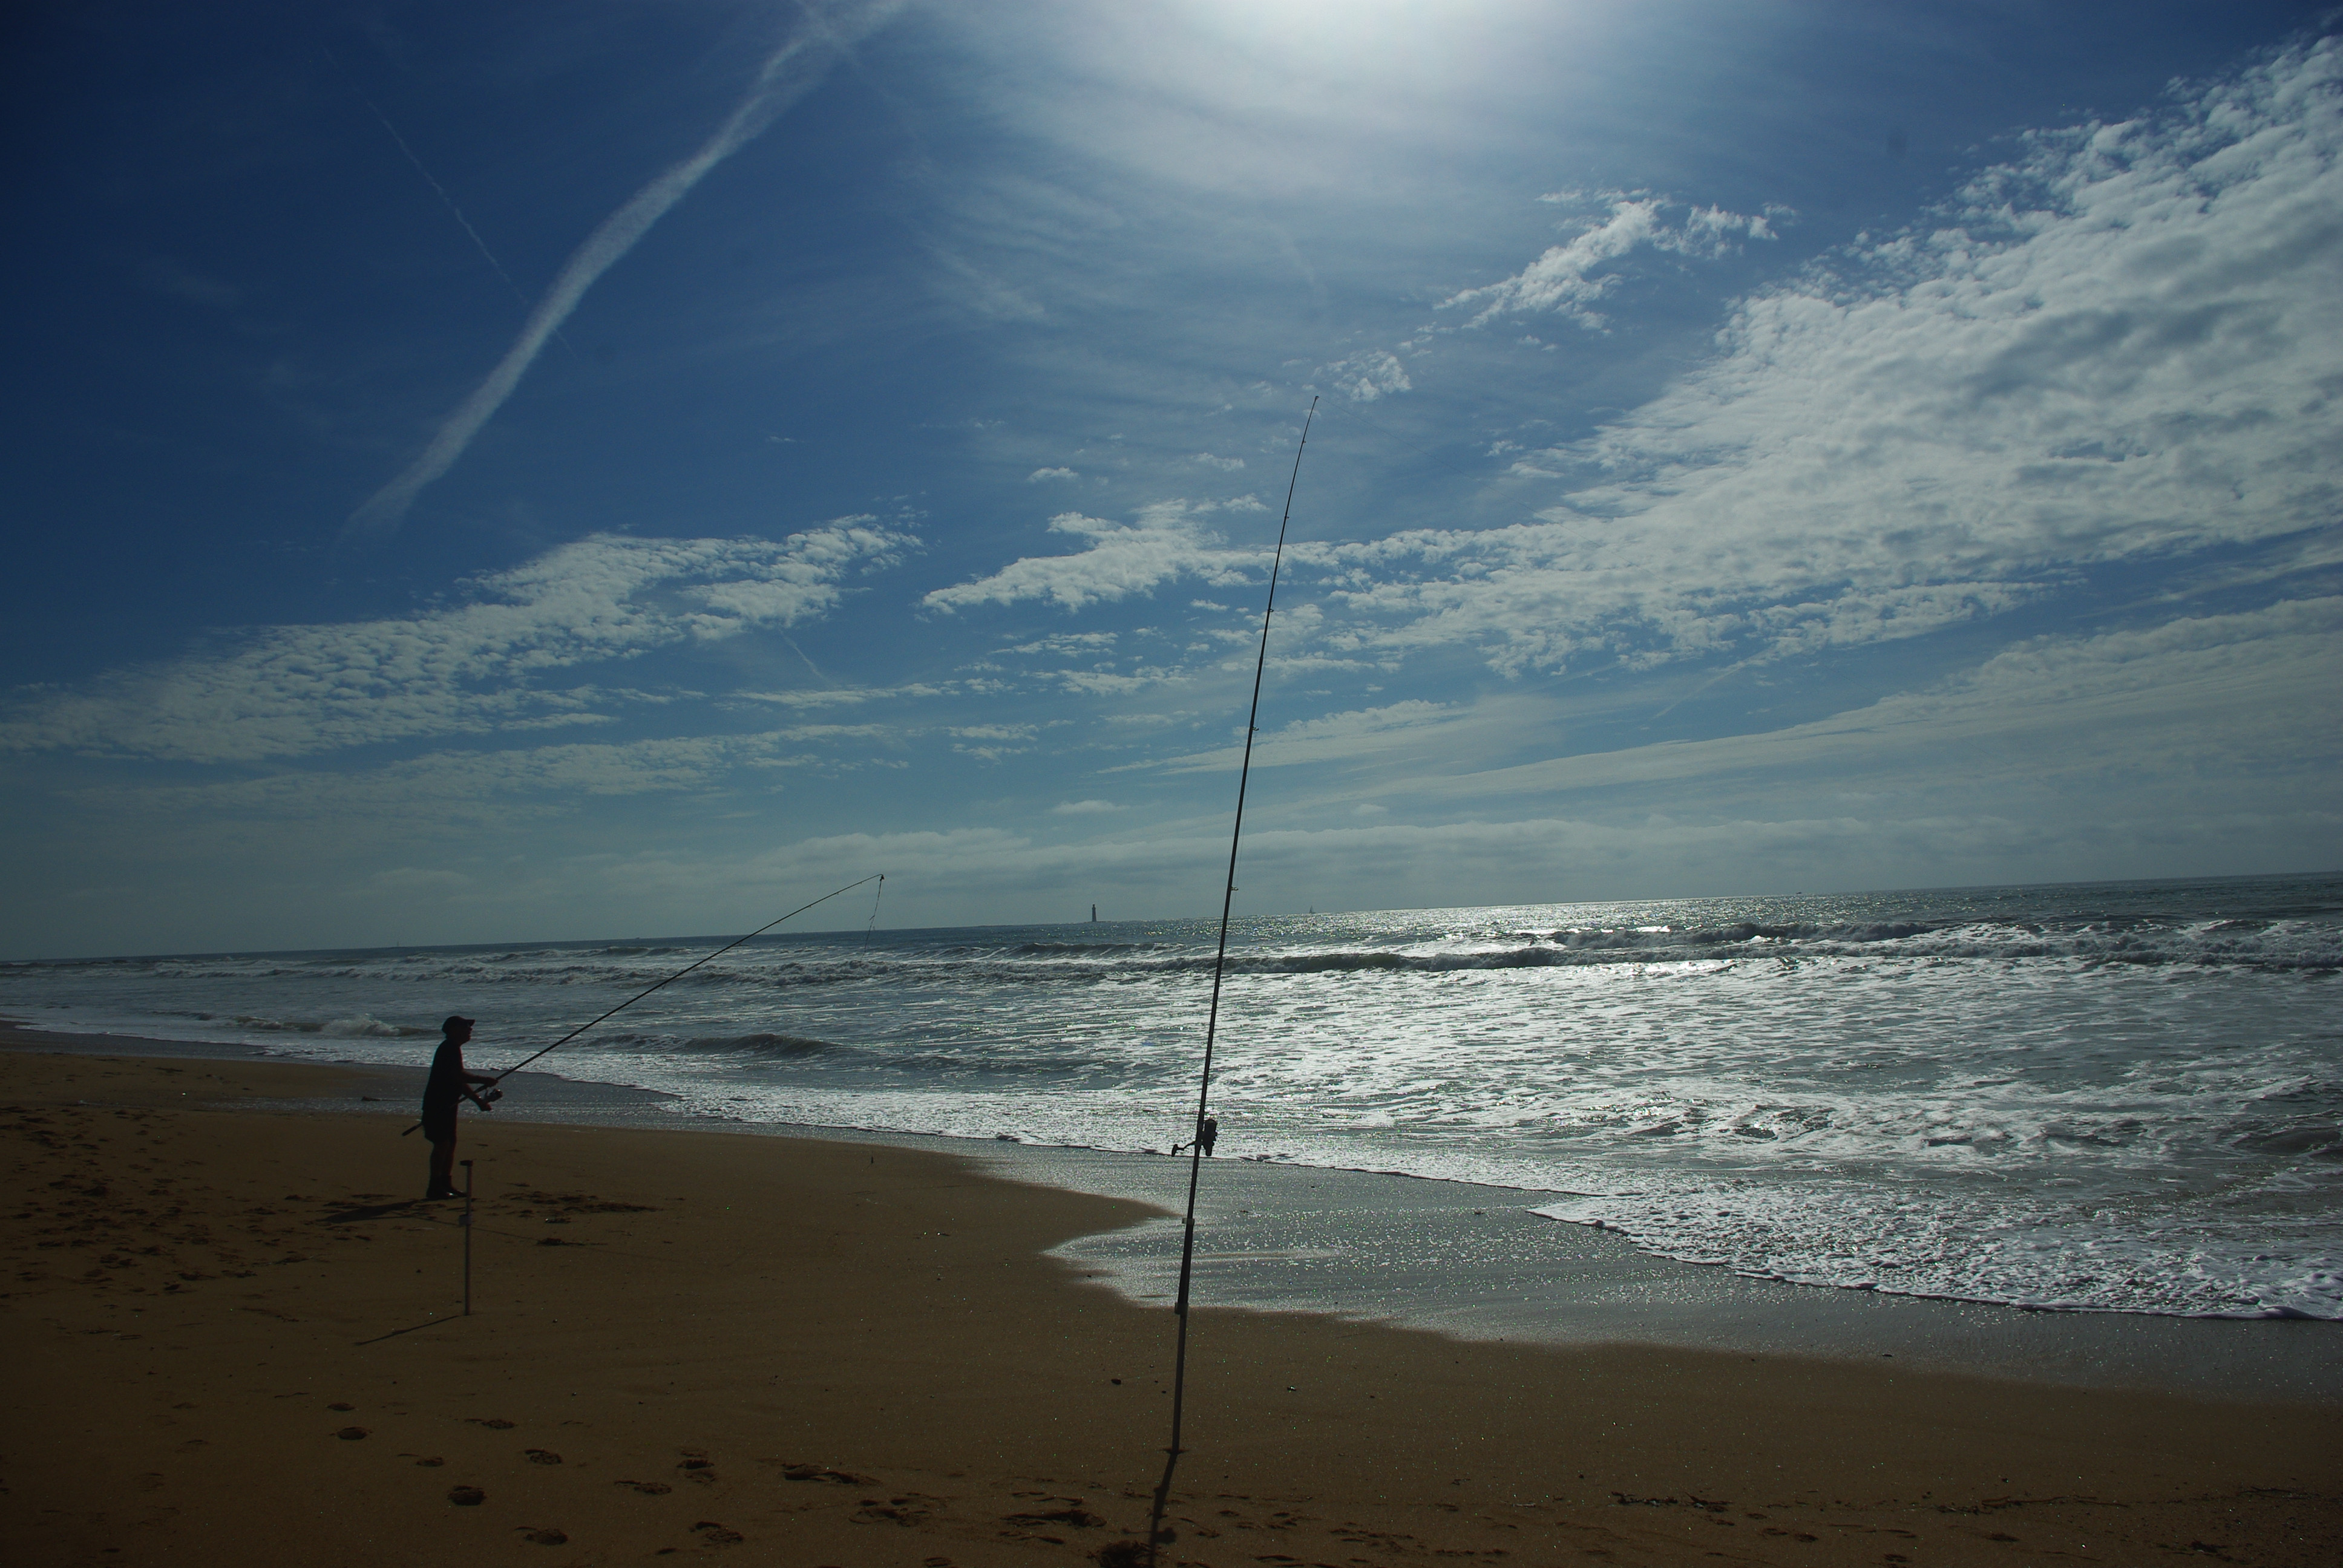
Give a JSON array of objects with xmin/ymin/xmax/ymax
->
[
  {"xmin": 1443, "ymin": 192, "xmax": 1780, "ymax": 327},
  {"xmin": 1407, "ymin": 598, "xmax": 2343, "ymax": 806},
  {"xmin": 1001, "ymin": 632, "xmax": 1117, "ymax": 655},
  {"xmin": 1153, "ymin": 699, "xmax": 1472, "ymax": 773},
  {"xmin": 1192, "ymin": 452, "xmax": 1246, "ymax": 470},
  {"xmin": 1329, "ymin": 41, "xmax": 2343, "ymax": 676},
  {"xmin": 1, "ymin": 526, "xmax": 911, "ymax": 762},
  {"xmin": 924, "ymin": 501, "xmax": 1268, "ymax": 612},
  {"xmin": 1320, "ymin": 348, "xmax": 1412, "ymax": 402},
  {"xmin": 768, "ymin": 722, "xmax": 894, "ymax": 744},
  {"xmin": 1028, "ymin": 466, "xmax": 1079, "ymax": 482},
  {"xmin": 732, "ymin": 682, "xmax": 945, "ymax": 707},
  {"xmin": 1052, "ymin": 798, "xmax": 1123, "ymax": 814},
  {"xmin": 1051, "ymin": 665, "xmax": 1185, "ymax": 696}
]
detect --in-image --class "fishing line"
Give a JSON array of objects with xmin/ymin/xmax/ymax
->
[
  {"xmin": 488, "ymin": 873, "xmax": 885, "ymax": 1081},
  {"xmin": 1145, "ymin": 397, "xmax": 1317, "ymax": 1563},
  {"xmin": 399, "ymin": 872, "xmax": 883, "ymax": 1134}
]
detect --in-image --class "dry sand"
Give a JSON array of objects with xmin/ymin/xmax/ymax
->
[{"xmin": 4, "ymin": 1044, "xmax": 2338, "ymax": 1567}]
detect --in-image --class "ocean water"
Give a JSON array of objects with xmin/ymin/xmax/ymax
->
[{"xmin": 5, "ymin": 873, "xmax": 2338, "ymax": 1321}]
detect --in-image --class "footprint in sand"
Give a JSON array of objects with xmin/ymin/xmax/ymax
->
[
  {"xmin": 690, "ymin": 1521, "xmax": 744, "ymax": 1545},
  {"xmin": 517, "ymin": 1527, "xmax": 568, "ymax": 1546},
  {"xmin": 467, "ymin": 1417, "xmax": 517, "ymax": 1429},
  {"xmin": 448, "ymin": 1486, "xmax": 487, "ymax": 1506},
  {"xmin": 327, "ymin": 1402, "xmax": 355, "ymax": 1412},
  {"xmin": 781, "ymin": 1463, "xmax": 874, "ymax": 1485},
  {"xmin": 1003, "ymin": 1506, "xmax": 1104, "ymax": 1529},
  {"xmin": 335, "ymin": 1426, "xmax": 370, "ymax": 1440},
  {"xmin": 525, "ymin": 1448, "xmax": 563, "ymax": 1465},
  {"xmin": 615, "ymin": 1480, "xmax": 672, "ymax": 1495}
]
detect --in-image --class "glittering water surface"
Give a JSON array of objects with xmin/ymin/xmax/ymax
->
[{"xmin": 7, "ymin": 873, "xmax": 2338, "ymax": 1319}]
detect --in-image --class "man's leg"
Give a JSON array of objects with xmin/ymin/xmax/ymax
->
[{"xmin": 427, "ymin": 1134, "xmax": 456, "ymax": 1196}]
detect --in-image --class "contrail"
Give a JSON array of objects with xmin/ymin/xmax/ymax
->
[
  {"xmin": 326, "ymin": 48, "xmax": 542, "ymax": 326},
  {"xmin": 344, "ymin": 1, "xmax": 901, "ymax": 541}
]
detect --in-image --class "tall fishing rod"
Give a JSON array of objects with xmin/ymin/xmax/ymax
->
[
  {"xmin": 400, "ymin": 872, "xmax": 883, "ymax": 1133},
  {"xmin": 1145, "ymin": 397, "xmax": 1316, "ymax": 1563}
]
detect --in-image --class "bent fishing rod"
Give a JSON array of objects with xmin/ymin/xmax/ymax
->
[
  {"xmin": 1145, "ymin": 397, "xmax": 1316, "ymax": 1564},
  {"xmin": 399, "ymin": 872, "xmax": 883, "ymax": 1134}
]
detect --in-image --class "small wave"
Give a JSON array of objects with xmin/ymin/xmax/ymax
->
[
  {"xmin": 232, "ymin": 1012, "xmax": 434, "ymax": 1037},
  {"xmin": 1529, "ymin": 1195, "xmax": 2343, "ymax": 1319},
  {"xmin": 674, "ymin": 1031, "xmax": 841, "ymax": 1058},
  {"xmin": 1012, "ymin": 941, "xmax": 1172, "ymax": 956},
  {"xmin": 894, "ymin": 1051, "xmax": 1137, "ymax": 1078},
  {"xmin": 2234, "ymin": 1122, "xmax": 2343, "ymax": 1158},
  {"xmin": 329, "ymin": 1013, "xmax": 436, "ymax": 1037}
]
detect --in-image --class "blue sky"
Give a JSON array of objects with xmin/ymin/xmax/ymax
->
[{"xmin": 4, "ymin": 0, "xmax": 2339, "ymax": 956}]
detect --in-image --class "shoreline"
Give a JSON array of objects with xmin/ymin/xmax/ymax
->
[
  {"xmin": 11, "ymin": 1023, "xmax": 2343, "ymax": 1408},
  {"xmin": 5, "ymin": 1045, "xmax": 2339, "ymax": 1567}
]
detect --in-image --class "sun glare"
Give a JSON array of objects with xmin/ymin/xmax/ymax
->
[{"xmin": 1178, "ymin": 0, "xmax": 1564, "ymax": 88}]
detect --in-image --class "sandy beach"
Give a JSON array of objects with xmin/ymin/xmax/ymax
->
[{"xmin": 5, "ymin": 1039, "xmax": 2339, "ymax": 1567}]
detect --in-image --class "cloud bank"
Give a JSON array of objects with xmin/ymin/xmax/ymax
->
[
  {"xmin": 2, "ymin": 526, "xmax": 909, "ymax": 763},
  {"xmin": 1334, "ymin": 40, "xmax": 2343, "ymax": 675},
  {"xmin": 920, "ymin": 43, "xmax": 2341, "ymax": 688}
]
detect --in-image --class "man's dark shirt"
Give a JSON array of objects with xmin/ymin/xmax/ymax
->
[{"xmin": 421, "ymin": 1037, "xmax": 470, "ymax": 1138}]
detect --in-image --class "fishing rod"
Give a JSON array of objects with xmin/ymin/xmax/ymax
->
[
  {"xmin": 1145, "ymin": 397, "xmax": 1316, "ymax": 1564},
  {"xmin": 400, "ymin": 872, "xmax": 883, "ymax": 1133}
]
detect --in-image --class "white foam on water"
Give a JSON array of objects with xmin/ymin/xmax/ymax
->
[{"xmin": 7, "ymin": 875, "xmax": 2338, "ymax": 1319}]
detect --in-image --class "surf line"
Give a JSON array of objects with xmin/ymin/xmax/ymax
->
[
  {"xmin": 1144, "ymin": 397, "xmax": 1317, "ymax": 1563},
  {"xmin": 398, "ymin": 872, "xmax": 884, "ymax": 1134}
]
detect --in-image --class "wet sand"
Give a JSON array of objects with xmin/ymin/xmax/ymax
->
[
  {"xmin": 4, "ymin": 1042, "xmax": 2339, "ymax": 1567},
  {"xmin": 994, "ymin": 1148, "xmax": 2343, "ymax": 1404},
  {"xmin": 24, "ymin": 1022, "xmax": 2341, "ymax": 1403}
]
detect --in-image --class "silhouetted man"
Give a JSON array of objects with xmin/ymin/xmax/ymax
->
[{"xmin": 422, "ymin": 1015, "xmax": 498, "ymax": 1200}]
